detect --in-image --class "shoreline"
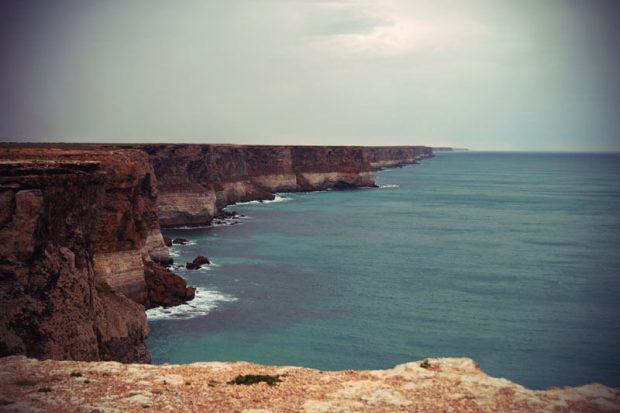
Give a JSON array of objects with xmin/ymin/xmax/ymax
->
[
  {"xmin": 0, "ymin": 143, "xmax": 431, "ymax": 364},
  {"xmin": 2, "ymin": 148, "xmax": 619, "ymax": 411}
]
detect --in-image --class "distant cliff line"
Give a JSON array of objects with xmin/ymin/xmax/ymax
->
[
  {"xmin": 112, "ymin": 144, "xmax": 433, "ymax": 227},
  {"xmin": 0, "ymin": 143, "xmax": 432, "ymax": 363}
]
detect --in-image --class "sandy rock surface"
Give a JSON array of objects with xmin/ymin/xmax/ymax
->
[{"xmin": 0, "ymin": 356, "xmax": 617, "ymax": 413}]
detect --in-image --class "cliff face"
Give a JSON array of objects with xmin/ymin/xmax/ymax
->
[
  {"xmin": 0, "ymin": 154, "xmax": 150, "ymax": 362},
  {"xmin": 0, "ymin": 147, "xmax": 193, "ymax": 363},
  {"xmin": 1, "ymin": 356, "xmax": 617, "ymax": 413},
  {"xmin": 117, "ymin": 144, "xmax": 399, "ymax": 227},
  {"xmin": 0, "ymin": 143, "xmax": 432, "ymax": 363},
  {"xmin": 366, "ymin": 146, "xmax": 434, "ymax": 170}
]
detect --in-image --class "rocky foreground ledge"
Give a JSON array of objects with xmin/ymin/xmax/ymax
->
[{"xmin": 0, "ymin": 356, "xmax": 617, "ymax": 413}]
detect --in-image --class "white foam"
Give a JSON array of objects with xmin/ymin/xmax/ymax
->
[
  {"xmin": 379, "ymin": 184, "xmax": 400, "ymax": 189},
  {"xmin": 234, "ymin": 194, "xmax": 290, "ymax": 206},
  {"xmin": 174, "ymin": 225, "xmax": 211, "ymax": 229},
  {"xmin": 146, "ymin": 288, "xmax": 237, "ymax": 321},
  {"xmin": 211, "ymin": 218, "xmax": 241, "ymax": 227}
]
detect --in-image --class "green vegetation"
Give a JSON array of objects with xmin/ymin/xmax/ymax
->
[
  {"xmin": 70, "ymin": 371, "xmax": 82, "ymax": 377},
  {"xmin": 420, "ymin": 359, "xmax": 432, "ymax": 369},
  {"xmin": 228, "ymin": 374, "xmax": 282, "ymax": 386},
  {"xmin": 37, "ymin": 387, "xmax": 52, "ymax": 393}
]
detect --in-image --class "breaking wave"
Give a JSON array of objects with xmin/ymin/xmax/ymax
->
[
  {"xmin": 234, "ymin": 194, "xmax": 290, "ymax": 206},
  {"xmin": 146, "ymin": 288, "xmax": 236, "ymax": 321}
]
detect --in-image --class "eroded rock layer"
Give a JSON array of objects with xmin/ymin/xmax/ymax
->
[
  {"xmin": 0, "ymin": 155, "xmax": 149, "ymax": 362},
  {"xmin": 134, "ymin": 144, "xmax": 378, "ymax": 226},
  {"xmin": 0, "ymin": 143, "xmax": 432, "ymax": 363},
  {"xmin": 115, "ymin": 144, "xmax": 432, "ymax": 227},
  {"xmin": 0, "ymin": 148, "xmax": 193, "ymax": 363},
  {"xmin": 0, "ymin": 356, "xmax": 617, "ymax": 413}
]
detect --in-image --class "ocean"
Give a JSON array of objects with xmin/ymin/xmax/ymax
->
[{"xmin": 147, "ymin": 152, "xmax": 620, "ymax": 390}]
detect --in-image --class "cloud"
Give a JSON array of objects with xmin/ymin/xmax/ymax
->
[{"xmin": 312, "ymin": 0, "xmax": 489, "ymax": 57}]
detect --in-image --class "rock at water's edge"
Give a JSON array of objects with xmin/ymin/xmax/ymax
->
[{"xmin": 186, "ymin": 255, "xmax": 210, "ymax": 270}]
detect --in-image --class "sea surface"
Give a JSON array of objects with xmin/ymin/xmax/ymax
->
[{"xmin": 148, "ymin": 152, "xmax": 620, "ymax": 389}]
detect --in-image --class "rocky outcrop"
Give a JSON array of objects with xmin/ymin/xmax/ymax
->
[
  {"xmin": 0, "ymin": 155, "xmax": 150, "ymax": 363},
  {"xmin": 0, "ymin": 147, "xmax": 194, "ymax": 363},
  {"xmin": 0, "ymin": 356, "xmax": 617, "ymax": 413},
  {"xmin": 186, "ymin": 256, "xmax": 210, "ymax": 270},
  {"xmin": 143, "ymin": 261, "xmax": 195, "ymax": 308}
]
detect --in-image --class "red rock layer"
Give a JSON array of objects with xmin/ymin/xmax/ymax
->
[
  {"xmin": 113, "ymin": 144, "xmax": 432, "ymax": 227},
  {"xmin": 0, "ymin": 147, "xmax": 193, "ymax": 363},
  {"xmin": 0, "ymin": 155, "xmax": 150, "ymax": 362},
  {"xmin": 0, "ymin": 143, "xmax": 433, "ymax": 363}
]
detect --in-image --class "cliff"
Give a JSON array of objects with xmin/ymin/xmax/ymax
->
[
  {"xmin": 0, "ymin": 143, "xmax": 432, "ymax": 363},
  {"xmin": 0, "ymin": 147, "xmax": 194, "ymax": 363},
  {"xmin": 122, "ymin": 144, "xmax": 377, "ymax": 227},
  {"xmin": 113, "ymin": 144, "xmax": 431, "ymax": 227},
  {"xmin": 0, "ymin": 356, "xmax": 617, "ymax": 413},
  {"xmin": 366, "ymin": 145, "xmax": 433, "ymax": 170}
]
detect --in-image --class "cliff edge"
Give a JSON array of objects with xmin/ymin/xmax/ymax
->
[
  {"xmin": 113, "ymin": 144, "xmax": 432, "ymax": 227},
  {"xmin": 0, "ymin": 356, "xmax": 617, "ymax": 412},
  {"xmin": 0, "ymin": 147, "xmax": 194, "ymax": 363},
  {"xmin": 0, "ymin": 143, "xmax": 432, "ymax": 363}
]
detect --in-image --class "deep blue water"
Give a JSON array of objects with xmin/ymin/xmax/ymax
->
[{"xmin": 148, "ymin": 152, "xmax": 620, "ymax": 389}]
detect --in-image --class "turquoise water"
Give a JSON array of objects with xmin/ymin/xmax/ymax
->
[{"xmin": 148, "ymin": 152, "xmax": 620, "ymax": 389}]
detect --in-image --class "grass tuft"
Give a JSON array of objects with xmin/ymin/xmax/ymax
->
[
  {"xmin": 420, "ymin": 359, "xmax": 432, "ymax": 369},
  {"xmin": 37, "ymin": 387, "xmax": 52, "ymax": 393}
]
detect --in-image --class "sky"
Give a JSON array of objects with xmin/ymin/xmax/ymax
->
[{"xmin": 1, "ymin": 0, "xmax": 619, "ymax": 151}]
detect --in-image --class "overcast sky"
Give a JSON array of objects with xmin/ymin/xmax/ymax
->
[{"xmin": 1, "ymin": 0, "xmax": 619, "ymax": 151}]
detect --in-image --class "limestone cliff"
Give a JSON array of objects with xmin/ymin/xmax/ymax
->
[
  {"xmin": 0, "ymin": 147, "xmax": 193, "ymax": 363},
  {"xmin": 366, "ymin": 145, "xmax": 434, "ymax": 170},
  {"xmin": 0, "ymin": 143, "xmax": 432, "ymax": 363},
  {"xmin": 115, "ymin": 144, "xmax": 430, "ymax": 227},
  {"xmin": 0, "ymin": 356, "xmax": 617, "ymax": 412},
  {"xmin": 0, "ymin": 155, "xmax": 149, "ymax": 362}
]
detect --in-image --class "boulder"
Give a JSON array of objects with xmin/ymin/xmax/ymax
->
[
  {"xmin": 144, "ymin": 261, "xmax": 196, "ymax": 308},
  {"xmin": 186, "ymin": 255, "xmax": 210, "ymax": 270}
]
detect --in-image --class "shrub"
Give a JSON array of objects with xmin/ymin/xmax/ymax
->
[{"xmin": 228, "ymin": 374, "xmax": 282, "ymax": 386}]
